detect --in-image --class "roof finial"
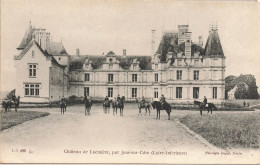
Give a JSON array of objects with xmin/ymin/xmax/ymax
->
[{"xmin": 29, "ymin": 19, "xmax": 31, "ymax": 24}]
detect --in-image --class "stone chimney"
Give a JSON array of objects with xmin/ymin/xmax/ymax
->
[
  {"xmin": 151, "ymin": 30, "xmax": 156, "ymax": 55},
  {"xmin": 76, "ymin": 48, "xmax": 80, "ymax": 57},
  {"xmin": 123, "ymin": 49, "xmax": 126, "ymax": 56}
]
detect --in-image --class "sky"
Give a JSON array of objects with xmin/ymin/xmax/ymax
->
[{"xmin": 1, "ymin": 0, "xmax": 260, "ymax": 92}]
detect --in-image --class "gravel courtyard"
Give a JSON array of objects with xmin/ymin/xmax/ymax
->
[{"xmin": 1, "ymin": 103, "xmax": 258, "ymax": 163}]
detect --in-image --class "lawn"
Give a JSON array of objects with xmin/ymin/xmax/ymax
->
[
  {"xmin": 179, "ymin": 113, "xmax": 260, "ymax": 149},
  {"xmin": 1, "ymin": 110, "xmax": 50, "ymax": 131}
]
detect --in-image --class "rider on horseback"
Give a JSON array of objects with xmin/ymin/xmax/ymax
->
[
  {"xmin": 160, "ymin": 94, "xmax": 166, "ymax": 108},
  {"xmin": 117, "ymin": 95, "xmax": 121, "ymax": 101},
  {"xmin": 203, "ymin": 96, "xmax": 208, "ymax": 108}
]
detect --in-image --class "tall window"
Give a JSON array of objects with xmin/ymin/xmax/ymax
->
[
  {"xmin": 108, "ymin": 88, "xmax": 113, "ymax": 97},
  {"xmin": 177, "ymin": 60, "xmax": 182, "ymax": 66},
  {"xmin": 132, "ymin": 74, "xmax": 137, "ymax": 82},
  {"xmin": 109, "ymin": 64, "xmax": 113, "ymax": 69},
  {"xmin": 213, "ymin": 87, "xmax": 217, "ymax": 99},
  {"xmin": 154, "ymin": 73, "xmax": 158, "ymax": 82},
  {"xmin": 108, "ymin": 74, "xmax": 113, "ymax": 82},
  {"xmin": 177, "ymin": 70, "xmax": 182, "ymax": 80},
  {"xmin": 154, "ymin": 88, "xmax": 158, "ymax": 98},
  {"xmin": 25, "ymin": 83, "xmax": 40, "ymax": 96},
  {"xmin": 193, "ymin": 87, "xmax": 199, "ymax": 99},
  {"xmin": 132, "ymin": 88, "xmax": 137, "ymax": 98},
  {"xmin": 29, "ymin": 64, "xmax": 37, "ymax": 77},
  {"xmin": 84, "ymin": 87, "xmax": 89, "ymax": 97},
  {"xmin": 84, "ymin": 73, "xmax": 90, "ymax": 81},
  {"xmin": 176, "ymin": 87, "xmax": 182, "ymax": 99},
  {"xmin": 194, "ymin": 70, "xmax": 199, "ymax": 80}
]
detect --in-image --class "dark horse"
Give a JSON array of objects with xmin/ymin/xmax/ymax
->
[
  {"xmin": 60, "ymin": 100, "xmax": 67, "ymax": 115},
  {"xmin": 117, "ymin": 96, "xmax": 125, "ymax": 116},
  {"xmin": 84, "ymin": 99, "xmax": 92, "ymax": 116},
  {"xmin": 1, "ymin": 100, "xmax": 13, "ymax": 113},
  {"xmin": 12, "ymin": 96, "xmax": 20, "ymax": 112},
  {"xmin": 137, "ymin": 101, "xmax": 151, "ymax": 116},
  {"xmin": 103, "ymin": 100, "xmax": 110, "ymax": 114},
  {"xmin": 152, "ymin": 101, "xmax": 171, "ymax": 120},
  {"xmin": 194, "ymin": 100, "xmax": 217, "ymax": 115}
]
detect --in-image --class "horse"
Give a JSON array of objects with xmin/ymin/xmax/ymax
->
[
  {"xmin": 103, "ymin": 100, "xmax": 110, "ymax": 114},
  {"xmin": 193, "ymin": 100, "xmax": 217, "ymax": 115},
  {"xmin": 84, "ymin": 99, "xmax": 92, "ymax": 116},
  {"xmin": 151, "ymin": 101, "xmax": 171, "ymax": 120},
  {"xmin": 112, "ymin": 99, "xmax": 118, "ymax": 116},
  {"xmin": 60, "ymin": 100, "xmax": 67, "ymax": 115},
  {"xmin": 137, "ymin": 101, "xmax": 151, "ymax": 116},
  {"xmin": 1, "ymin": 100, "xmax": 12, "ymax": 113},
  {"xmin": 12, "ymin": 96, "xmax": 20, "ymax": 112},
  {"xmin": 117, "ymin": 96, "xmax": 125, "ymax": 116}
]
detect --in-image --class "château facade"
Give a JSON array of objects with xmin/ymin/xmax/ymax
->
[{"xmin": 14, "ymin": 22, "xmax": 225, "ymax": 105}]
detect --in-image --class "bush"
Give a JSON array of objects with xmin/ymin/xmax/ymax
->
[{"xmin": 5, "ymin": 89, "xmax": 15, "ymax": 100}]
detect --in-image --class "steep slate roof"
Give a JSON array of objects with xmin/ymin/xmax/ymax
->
[
  {"xmin": 46, "ymin": 42, "xmax": 68, "ymax": 56},
  {"xmin": 69, "ymin": 55, "xmax": 152, "ymax": 71},
  {"xmin": 156, "ymin": 32, "xmax": 204, "ymax": 61},
  {"xmin": 17, "ymin": 23, "xmax": 35, "ymax": 50},
  {"xmin": 204, "ymin": 30, "xmax": 224, "ymax": 56}
]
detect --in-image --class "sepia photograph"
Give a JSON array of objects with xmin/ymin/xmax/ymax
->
[{"xmin": 0, "ymin": 0, "xmax": 260, "ymax": 164}]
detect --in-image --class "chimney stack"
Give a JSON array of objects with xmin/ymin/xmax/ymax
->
[
  {"xmin": 123, "ymin": 49, "xmax": 126, "ymax": 56},
  {"xmin": 198, "ymin": 36, "xmax": 203, "ymax": 47},
  {"xmin": 151, "ymin": 30, "xmax": 156, "ymax": 55},
  {"xmin": 76, "ymin": 48, "xmax": 80, "ymax": 57}
]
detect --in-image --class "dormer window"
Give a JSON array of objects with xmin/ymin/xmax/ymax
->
[
  {"xmin": 109, "ymin": 58, "xmax": 113, "ymax": 62},
  {"xmin": 177, "ymin": 60, "xmax": 182, "ymax": 66},
  {"xmin": 133, "ymin": 64, "xmax": 137, "ymax": 70},
  {"xmin": 155, "ymin": 64, "xmax": 158, "ymax": 69},
  {"xmin": 109, "ymin": 64, "xmax": 113, "ymax": 69}
]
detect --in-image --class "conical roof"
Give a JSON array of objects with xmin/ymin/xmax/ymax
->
[
  {"xmin": 46, "ymin": 42, "xmax": 68, "ymax": 55},
  {"xmin": 204, "ymin": 30, "xmax": 224, "ymax": 56},
  {"xmin": 17, "ymin": 23, "xmax": 34, "ymax": 50}
]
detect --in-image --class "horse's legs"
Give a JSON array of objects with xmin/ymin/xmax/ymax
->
[
  {"xmin": 145, "ymin": 108, "xmax": 147, "ymax": 116},
  {"xmin": 148, "ymin": 108, "xmax": 150, "ymax": 116},
  {"xmin": 88, "ymin": 108, "xmax": 90, "ymax": 115},
  {"xmin": 159, "ymin": 110, "xmax": 160, "ymax": 119}
]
